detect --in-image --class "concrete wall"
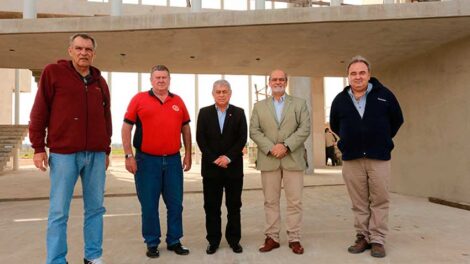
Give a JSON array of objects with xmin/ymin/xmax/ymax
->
[{"xmin": 377, "ymin": 36, "xmax": 470, "ymax": 205}]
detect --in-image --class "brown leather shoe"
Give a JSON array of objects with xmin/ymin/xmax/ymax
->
[
  {"xmin": 259, "ymin": 237, "xmax": 280, "ymax": 252},
  {"xmin": 371, "ymin": 243, "xmax": 386, "ymax": 258},
  {"xmin": 288, "ymin": 241, "xmax": 304, "ymax": 254},
  {"xmin": 347, "ymin": 234, "xmax": 371, "ymax": 254}
]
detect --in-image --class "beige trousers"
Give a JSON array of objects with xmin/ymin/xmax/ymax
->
[
  {"xmin": 342, "ymin": 158, "xmax": 391, "ymax": 245},
  {"xmin": 261, "ymin": 169, "xmax": 304, "ymax": 242}
]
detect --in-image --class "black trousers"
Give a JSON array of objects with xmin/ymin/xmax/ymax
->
[
  {"xmin": 326, "ymin": 146, "xmax": 337, "ymax": 166},
  {"xmin": 202, "ymin": 175, "xmax": 243, "ymax": 246}
]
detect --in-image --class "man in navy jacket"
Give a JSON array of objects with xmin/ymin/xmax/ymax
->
[{"xmin": 330, "ymin": 56, "xmax": 403, "ymax": 258}]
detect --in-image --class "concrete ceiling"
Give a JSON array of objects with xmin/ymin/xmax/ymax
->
[{"xmin": 1, "ymin": 1, "xmax": 469, "ymax": 77}]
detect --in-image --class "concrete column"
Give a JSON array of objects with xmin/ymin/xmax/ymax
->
[
  {"xmin": 14, "ymin": 70, "xmax": 20, "ymax": 125},
  {"xmin": 255, "ymin": 0, "xmax": 265, "ymax": 10},
  {"xmin": 248, "ymin": 75, "xmax": 253, "ymax": 119},
  {"xmin": 191, "ymin": 0, "xmax": 202, "ymax": 12},
  {"xmin": 23, "ymin": 0, "xmax": 37, "ymax": 19},
  {"xmin": 383, "ymin": 0, "xmax": 395, "ymax": 3},
  {"xmin": 137, "ymin": 73, "xmax": 142, "ymax": 92},
  {"xmin": 330, "ymin": 0, "xmax": 343, "ymax": 6},
  {"xmin": 111, "ymin": 0, "xmax": 122, "ymax": 16},
  {"xmin": 106, "ymin": 72, "xmax": 113, "ymax": 165},
  {"xmin": 13, "ymin": 70, "xmax": 21, "ymax": 171},
  {"xmin": 312, "ymin": 77, "xmax": 326, "ymax": 170},
  {"xmin": 288, "ymin": 77, "xmax": 313, "ymax": 175},
  {"xmin": 247, "ymin": 75, "xmax": 255, "ymax": 163},
  {"xmin": 194, "ymin": 74, "xmax": 200, "ymax": 164}
]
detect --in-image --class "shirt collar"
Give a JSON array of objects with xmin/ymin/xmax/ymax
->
[
  {"xmin": 348, "ymin": 83, "xmax": 373, "ymax": 98},
  {"xmin": 148, "ymin": 89, "xmax": 174, "ymax": 98},
  {"xmin": 272, "ymin": 94, "xmax": 286, "ymax": 103},
  {"xmin": 215, "ymin": 104, "xmax": 229, "ymax": 112}
]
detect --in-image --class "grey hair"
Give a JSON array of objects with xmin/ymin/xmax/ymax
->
[
  {"xmin": 150, "ymin": 64, "xmax": 170, "ymax": 76},
  {"xmin": 347, "ymin": 55, "xmax": 371, "ymax": 72},
  {"xmin": 69, "ymin": 33, "xmax": 97, "ymax": 49},
  {"xmin": 212, "ymin": 79, "xmax": 231, "ymax": 92}
]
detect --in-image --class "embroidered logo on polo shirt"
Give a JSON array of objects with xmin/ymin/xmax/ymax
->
[{"xmin": 172, "ymin": 105, "xmax": 180, "ymax": 111}]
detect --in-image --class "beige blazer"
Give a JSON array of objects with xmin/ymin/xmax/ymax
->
[{"xmin": 250, "ymin": 94, "xmax": 311, "ymax": 171}]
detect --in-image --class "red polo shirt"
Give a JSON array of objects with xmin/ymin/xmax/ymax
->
[{"xmin": 124, "ymin": 90, "xmax": 190, "ymax": 156}]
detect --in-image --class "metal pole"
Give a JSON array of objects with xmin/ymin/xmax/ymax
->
[{"xmin": 138, "ymin": 73, "xmax": 142, "ymax": 92}]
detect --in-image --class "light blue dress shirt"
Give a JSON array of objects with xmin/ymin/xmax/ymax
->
[
  {"xmin": 273, "ymin": 94, "xmax": 286, "ymax": 123},
  {"xmin": 215, "ymin": 105, "xmax": 229, "ymax": 133},
  {"xmin": 348, "ymin": 83, "xmax": 373, "ymax": 118}
]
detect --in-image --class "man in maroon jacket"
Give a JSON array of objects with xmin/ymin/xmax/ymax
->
[{"xmin": 29, "ymin": 33, "xmax": 112, "ymax": 264}]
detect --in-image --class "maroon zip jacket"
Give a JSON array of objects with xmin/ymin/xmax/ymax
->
[{"xmin": 29, "ymin": 60, "xmax": 112, "ymax": 155}]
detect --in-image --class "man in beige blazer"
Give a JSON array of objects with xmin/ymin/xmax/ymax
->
[{"xmin": 250, "ymin": 69, "xmax": 311, "ymax": 255}]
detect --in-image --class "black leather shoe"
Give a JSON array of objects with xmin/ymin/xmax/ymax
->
[
  {"xmin": 146, "ymin": 246, "xmax": 160, "ymax": 258},
  {"xmin": 206, "ymin": 244, "xmax": 218, "ymax": 254},
  {"xmin": 230, "ymin": 243, "xmax": 243, "ymax": 253},
  {"xmin": 167, "ymin": 242, "xmax": 190, "ymax": 255}
]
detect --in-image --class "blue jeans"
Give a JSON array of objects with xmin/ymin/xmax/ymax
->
[
  {"xmin": 134, "ymin": 152, "xmax": 184, "ymax": 247},
  {"xmin": 46, "ymin": 152, "xmax": 106, "ymax": 264}
]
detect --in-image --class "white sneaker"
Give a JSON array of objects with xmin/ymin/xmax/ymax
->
[{"xmin": 85, "ymin": 257, "xmax": 105, "ymax": 264}]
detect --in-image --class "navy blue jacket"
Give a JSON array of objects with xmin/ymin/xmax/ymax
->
[{"xmin": 329, "ymin": 77, "xmax": 403, "ymax": 161}]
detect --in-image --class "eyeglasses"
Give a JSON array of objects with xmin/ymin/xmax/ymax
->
[
  {"xmin": 214, "ymin": 90, "xmax": 230, "ymax": 95},
  {"xmin": 270, "ymin": 78, "xmax": 287, "ymax": 82}
]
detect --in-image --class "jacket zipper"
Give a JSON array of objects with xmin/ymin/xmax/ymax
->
[{"xmin": 84, "ymin": 77, "xmax": 89, "ymax": 151}]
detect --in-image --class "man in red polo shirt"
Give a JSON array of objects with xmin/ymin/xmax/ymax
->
[{"xmin": 122, "ymin": 65, "xmax": 192, "ymax": 258}]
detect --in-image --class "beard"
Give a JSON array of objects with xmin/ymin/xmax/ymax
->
[{"xmin": 271, "ymin": 86, "xmax": 286, "ymax": 94}]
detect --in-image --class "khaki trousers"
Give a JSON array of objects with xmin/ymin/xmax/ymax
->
[
  {"xmin": 342, "ymin": 158, "xmax": 391, "ymax": 245},
  {"xmin": 261, "ymin": 169, "xmax": 304, "ymax": 242}
]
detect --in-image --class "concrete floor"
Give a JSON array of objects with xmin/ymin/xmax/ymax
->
[{"xmin": 0, "ymin": 160, "xmax": 469, "ymax": 264}]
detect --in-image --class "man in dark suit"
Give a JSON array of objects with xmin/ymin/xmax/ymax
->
[{"xmin": 196, "ymin": 79, "xmax": 247, "ymax": 255}]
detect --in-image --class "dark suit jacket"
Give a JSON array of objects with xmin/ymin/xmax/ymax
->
[{"xmin": 196, "ymin": 104, "xmax": 247, "ymax": 178}]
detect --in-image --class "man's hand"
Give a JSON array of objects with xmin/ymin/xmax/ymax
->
[
  {"xmin": 125, "ymin": 157, "xmax": 137, "ymax": 174},
  {"xmin": 33, "ymin": 152, "xmax": 48, "ymax": 171},
  {"xmin": 105, "ymin": 155, "xmax": 110, "ymax": 170},
  {"xmin": 213, "ymin": 155, "xmax": 230, "ymax": 168},
  {"xmin": 183, "ymin": 152, "xmax": 192, "ymax": 172},
  {"xmin": 270, "ymin": 143, "xmax": 288, "ymax": 159}
]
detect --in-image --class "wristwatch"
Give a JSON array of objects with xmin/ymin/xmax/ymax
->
[{"xmin": 125, "ymin": 153, "xmax": 134, "ymax": 159}]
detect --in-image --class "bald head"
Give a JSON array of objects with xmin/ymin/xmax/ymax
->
[{"xmin": 269, "ymin": 69, "xmax": 287, "ymax": 82}]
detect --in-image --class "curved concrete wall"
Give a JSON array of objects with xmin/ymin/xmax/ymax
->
[{"xmin": 378, "ymin": 35, "xmax": 470, "ymax": 205}]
